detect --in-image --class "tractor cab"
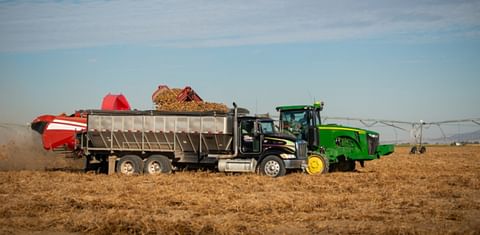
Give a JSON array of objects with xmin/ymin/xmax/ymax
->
[{"xmin": 277, "ymin": 102, "xmax": 323, "ymax": 149}]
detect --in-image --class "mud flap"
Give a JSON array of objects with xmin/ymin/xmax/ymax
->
[{"xmin": 108, "ymin": 155, "xmax": 117, "ymax": 175}]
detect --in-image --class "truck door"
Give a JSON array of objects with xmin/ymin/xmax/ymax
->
[{"xmin": 240, "ymin": 119, "xmax": 261, "ymax": 154}]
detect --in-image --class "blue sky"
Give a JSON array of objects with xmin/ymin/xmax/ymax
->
[{"xmin": 0, "ymin": 0, "xmax": 479, "ymax": 140}]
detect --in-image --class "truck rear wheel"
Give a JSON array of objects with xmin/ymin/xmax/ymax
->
[
  {"xmin": 259, "ymin": 155, "xmax": 286, "ymax": 177},
  {"xmin": 144, "ymin": 155, "xmax": 172, "ymax": 174},
  {"xmin": 116, "ymin": 155, "xmax": 143, "ymax": 175},
  {"xmin": 306, "ymin": 154, "xmax": 329, "ymax": 175}
]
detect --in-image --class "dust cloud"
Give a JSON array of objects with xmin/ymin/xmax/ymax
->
[{"xmin": 0, "ymin": 123, "xmax": 83, "ymax": 171}]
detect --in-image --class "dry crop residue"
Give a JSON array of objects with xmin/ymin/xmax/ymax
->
[{"xmin": 0, "ymin": 146, "xmax": 479, "ymax": 234}]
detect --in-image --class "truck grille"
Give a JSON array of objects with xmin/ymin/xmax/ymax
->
[
  {"xmin": 367, "ymin": 135, "xmax": 379, "ymax": 155},
  {"xmin": 295, "ymin": 140, "xmax": 308, "ymax": 159}
]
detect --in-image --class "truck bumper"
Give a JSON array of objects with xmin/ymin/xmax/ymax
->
[{"xmin": 284, "ymin": 159, "xmax": 307, "ymax": 170}]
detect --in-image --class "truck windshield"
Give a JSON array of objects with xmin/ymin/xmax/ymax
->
[{"xmin": 259, "ymin": 121, "xmax": 275, "ymax": 134}]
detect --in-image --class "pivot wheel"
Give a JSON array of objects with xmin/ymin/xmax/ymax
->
[
  {"xmin": 116, "ymin": 155, "xmax": 143, "ymax": 175},
  {"xmin": 306, "ymin": 154, "xmax": 329, "ymax": 175},
  {"xmin": 144, "ymin": 155, "xmax": 172, "ymax": 174},
  {"xmin": 259, "ymin": 155, "xmax": 286, "ymax": 177}
]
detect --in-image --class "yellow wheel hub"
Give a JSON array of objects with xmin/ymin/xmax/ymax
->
[{"xmin": 306, "ymin": 155, "xmax": 325, "ymax": 175}]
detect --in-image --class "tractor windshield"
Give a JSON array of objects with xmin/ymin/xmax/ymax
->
[{"xmin": 280, "ymin": 110, "xmax": 309, "ymax": 139}]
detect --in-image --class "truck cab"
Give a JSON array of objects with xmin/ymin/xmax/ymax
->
[
  {"xmin": 276, "ymin": 102, "xmax": 394, "ymax": 172},
  {"xmin": 236, "ymin": 117, "xmax": 306, "ymax": 173}
]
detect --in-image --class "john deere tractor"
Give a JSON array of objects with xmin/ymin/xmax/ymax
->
[{"xmin": 276, "ymin": 102, "xmax": 394, "ymax": 174}]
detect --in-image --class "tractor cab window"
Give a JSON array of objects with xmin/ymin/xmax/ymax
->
[{"xmin": 280, "ymin": 110, "xmax": 310, "ymax": 139}]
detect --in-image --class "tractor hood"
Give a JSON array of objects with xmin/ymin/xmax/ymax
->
[
  {"xmin": 318, "ymin": 124, "xmax": 372, "ymax": 135},
  {"xmin": 318, "ymin": 124, "xmax": 381, "ymax": 139}
]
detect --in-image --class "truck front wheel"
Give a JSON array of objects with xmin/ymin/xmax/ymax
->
[
  {"xmin": 259, "ymin": 155, "xmax": 286, "ymax": 177},
  {"xmin": 144, "ymin": 155, "xmax": 172, "ymax": 174},
  {"xmin": 116, "ymin": 155, "xmax": 143, "ymax": 175}
]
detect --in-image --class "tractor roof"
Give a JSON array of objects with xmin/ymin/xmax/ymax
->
[{"xmin": 276, "ymin": 102, "xmax": 324, "ymax": 111}]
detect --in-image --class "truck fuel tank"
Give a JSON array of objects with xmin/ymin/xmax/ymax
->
[{"xmin": 218, "ymin": 158, "xmax": 257, "ymax": 172}]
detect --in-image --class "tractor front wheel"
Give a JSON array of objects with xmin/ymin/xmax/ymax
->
[{"xmin": 306, "ymin": 154, "xmax": 329, "ymax": 175}]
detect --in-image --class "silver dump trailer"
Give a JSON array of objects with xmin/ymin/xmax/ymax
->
[{"xmin": 77, "ymin": 104, "xmax": 307, "ymax": 177}]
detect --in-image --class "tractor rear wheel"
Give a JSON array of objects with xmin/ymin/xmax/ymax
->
[{"xmin": 332, "ymin": 159, "xmax": 356, "ymax": 172}]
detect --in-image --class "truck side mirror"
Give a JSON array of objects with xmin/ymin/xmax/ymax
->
[{"xmin": 308, "ymin": 126, "xmax": 319, "ymax": 148}]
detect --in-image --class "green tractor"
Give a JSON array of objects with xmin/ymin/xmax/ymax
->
[{"xmin": 276, "ymin": 102, "xmax": 394, "ymax": 174}]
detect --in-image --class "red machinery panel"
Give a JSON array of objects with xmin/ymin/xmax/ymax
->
[
  {"xmin": 152, "ymin": 85, "xmax": 203, "ymax": 103},
  {"xmin": 32, "ymin": 94, "xmax": 131, "ymax": 151},
  {"xmin": 101, "ymin": 93, "xmax": 131, "ymax": 111},
  {"xmin": 176, "ymin": 86, "xmax": 203, "ymax": 102},
  {"xmin": 31, "ymin": 114, "xmax": 86, "ymax": 150}
]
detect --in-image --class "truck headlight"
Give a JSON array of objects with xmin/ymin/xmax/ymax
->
[{"xmin": 280, "ymin": 153, "xmax": 297, "ymax": 159}]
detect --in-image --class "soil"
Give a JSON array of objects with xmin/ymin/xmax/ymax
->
[{"xmin": 0, "ymin": 146, "xmax": 479, "ymax": 234}]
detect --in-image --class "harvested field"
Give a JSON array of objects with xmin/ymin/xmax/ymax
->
[{"xmin": 0, "ymin": 146, "xmax": 479, "ymax": 234}]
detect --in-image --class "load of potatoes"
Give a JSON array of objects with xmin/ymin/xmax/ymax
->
[{"xmin": 152, "ymin": 86, "xmax": 228, "ymax": 113}]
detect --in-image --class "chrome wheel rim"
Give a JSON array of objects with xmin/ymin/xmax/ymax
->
[
  {"xmin": 148, "ymin": 161, "xmax": 162, "ymax": 174},
  {"xmin": 120, "ymin": 161, "xmax": 135, "ymax": 175},
  {"xmin": 264, "ymin": 160, "xmax": 280, "ymax": 177}
]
